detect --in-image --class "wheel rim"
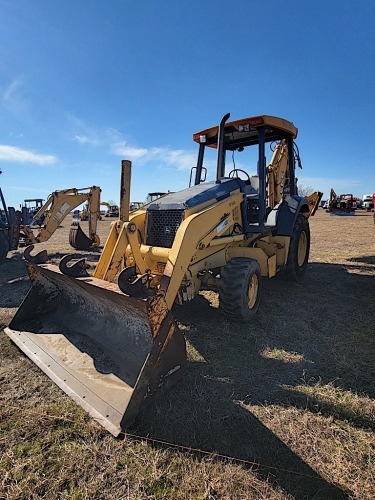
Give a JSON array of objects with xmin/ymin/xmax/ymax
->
[
  {"xmin": 297, "ymin": 231, "xmax": 307, "ymax": 267},
  {"xmin": 247, "ymin": 274, "xmax": 259, "ymax": 309}
]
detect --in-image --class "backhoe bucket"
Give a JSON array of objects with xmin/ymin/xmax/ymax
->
[
  {"xmin": 5, "ymin": 263, "xmax": 187, "ymax": 436},
  {"xmin": 69, "ymin": 221, "xmax": 96, "ymax": 250}
]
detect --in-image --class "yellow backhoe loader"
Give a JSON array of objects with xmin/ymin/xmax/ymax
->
[
  {"xmin": 18, "ymin": 186, "xmax": 102, "ymax": 251},
  {"xmin": 6, "ymin": 114, "xmax": 319, "ymax": 435}
]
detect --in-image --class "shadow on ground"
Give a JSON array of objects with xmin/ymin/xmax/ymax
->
[
  {"xmin": 132, "ymin": 261, "xmax": 374, "ymax": 499},
  {"xmin": 1, "ymin": 256, "xmax": 374, "ymax": 497}
]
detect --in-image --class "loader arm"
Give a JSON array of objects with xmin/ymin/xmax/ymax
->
[{"xmin": 160, "ymin": 191, "xmax": 244, "ymax": 309}]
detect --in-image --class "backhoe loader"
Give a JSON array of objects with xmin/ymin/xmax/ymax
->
[
  {"xmin": 18, "ymin": 186, "xmax": 102, "ymax": 250},
  {"xmin": 6, "ymin": 114, "xmax": 318, "ymax": 435}
]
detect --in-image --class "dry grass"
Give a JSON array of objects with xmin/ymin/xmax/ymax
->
[{"xmin": 1, "ymin": 210, "xmax": 374, "ymax": 499}]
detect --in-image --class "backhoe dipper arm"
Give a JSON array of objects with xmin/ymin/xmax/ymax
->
[
  {"xmin": 266, "ymin": 140, "xmax": 289, "ymax": 208},
  {"xmin": 87, "ymin": 186, "xmax": 101, "ymax": 243}
]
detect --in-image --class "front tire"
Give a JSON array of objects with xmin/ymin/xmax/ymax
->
[
  {"xmin": 219, "ymin": 257, "xmax": 261, "ymax": 322},
  {"xmin": 282, "ymin": 214, "xmax": 310, "ymax": 279}
]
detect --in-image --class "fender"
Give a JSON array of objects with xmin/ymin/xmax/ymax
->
[{"xmin": 267, "ymin": 195, "xmax": 310, "ymax": 236}]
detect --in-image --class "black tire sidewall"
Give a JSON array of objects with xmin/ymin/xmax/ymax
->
[
  {"xmin": 240, "ymin": 260, "xmax": 262, "ymax": 321},
  {"xmin": 219, "ymin": 257, "xmax": 262, "ymax": 322},
  {"xmin": 288, "ymin": 215, "xmax": 310, "ymax": 278}
]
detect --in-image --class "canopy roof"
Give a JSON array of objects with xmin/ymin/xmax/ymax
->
[{"xmin": 193, "ymin": 115, "xmax": 298, "ymax": 150}]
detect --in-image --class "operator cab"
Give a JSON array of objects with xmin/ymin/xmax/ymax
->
[{"xmin": 192, "ymin": 114, "xmax": 299, "ymax": 232}]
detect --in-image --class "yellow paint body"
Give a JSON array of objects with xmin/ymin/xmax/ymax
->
[{"xmin": 94, "ymin": 187, "xmax": 293, "ymax": 310}]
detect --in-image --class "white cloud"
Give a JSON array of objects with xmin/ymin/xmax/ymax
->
[
  {"xmin": 69, "ymin": 118, "xmax": 197, "ymax": 171},
  {"xmin": 0, "ymin": 145, "xmax": 56, "ymax": 165},
  {"xmin": 67, "ymin": 115, "xmax": 103, "ymax": 147},
  {"xmin": 2, "ymin": 77, "xmax": 31, "ymax": 114},
  {"xmin": 73, "ymin": 134, "xmax": 100, "ymax": 146},
  {"xmin": 162, "ymin": 149, "xmax": 197, "ymax": 171},
  {"xmin": 111, "ymin": 141, "xmax": 196, "ymax": 171},
  {"xmin": 3, "ymin": 78, "xmax": 22, "ymax": 101},
  {"xmin": 111, "ymin": 142, "xmax": 148, "ymax": 159}
]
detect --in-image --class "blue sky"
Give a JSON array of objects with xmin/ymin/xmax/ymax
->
[{"xmin": 1, "ymin": 0, "xmax": 374, "ymax": 207}]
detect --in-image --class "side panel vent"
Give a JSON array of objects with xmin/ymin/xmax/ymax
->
[{"xmin": 146, "ymin": 209, "xmax": 184, "ymax": 248}]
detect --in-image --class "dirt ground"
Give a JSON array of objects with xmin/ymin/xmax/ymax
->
[{"xmin": 0, "ymin": 209, "xmax": 374, "ymax": 499}]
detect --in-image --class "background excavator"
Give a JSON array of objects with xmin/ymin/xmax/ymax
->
[
  {"xmin": 326, "ymin": 188, "xmax": 356, "ymax": 215},
  {"xmin": 78, "ymin": 201, "xmax": 114, "ymax": 221},
  {"xmin": 19, "ymin": 186, "xmax": 102, "ymax": 251},
  {"xmin": 6, "ymin": 113, "xmax": 320, "ymax": 435},
  {"xmin": 0, "ymin": 166, "xmax": 102, "ymax": 260}
]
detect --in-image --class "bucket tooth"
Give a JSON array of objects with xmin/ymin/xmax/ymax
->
[
  {"xmin": 4, "ymin": 263, "xmax": 187, "ymax": 435},
  {"xmin": 59, "ymin": 254, "xmax": 89, "ymax": 277},
  {"xmin": 23, "ymin": 245, "xmax": 48, "ymax": 264}
]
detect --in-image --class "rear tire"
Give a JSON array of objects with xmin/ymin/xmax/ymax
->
[
  {"xmin": 282, "ymin": 214, "xmax": 310, "ymax": 279},
  {"xmin": 219, "ymin": 257, "xmax": 261, "ymax": 322}
]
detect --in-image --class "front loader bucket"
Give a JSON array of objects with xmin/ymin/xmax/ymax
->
[
  {"xmin": 329, "ymin": 209, "xmax": 355, "ymax": 216},
  {"xmin": 69, "ymin": 221, "xmax": 95, "ymax": 250},
  {"xmin": 5, "ymin": 263, "xmax": 187, "ymax": 436}
]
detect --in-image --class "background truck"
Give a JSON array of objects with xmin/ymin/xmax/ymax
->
[{"xmin": 362, "ymin": 193, "xmax": 374, "ymax": 211}]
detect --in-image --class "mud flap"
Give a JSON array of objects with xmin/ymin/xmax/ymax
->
[
  {"xmin": 5, "ymin": 263, "xmax": 187, "ymax": 436},
  {"xmin": 69, "ymin": 221, "xmax": 95, "ymax": 250}
]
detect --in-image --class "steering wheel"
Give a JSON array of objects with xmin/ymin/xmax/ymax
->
[{"xmin": 228, "ymin": 169, "xmax": 251, "ymax": 183}]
